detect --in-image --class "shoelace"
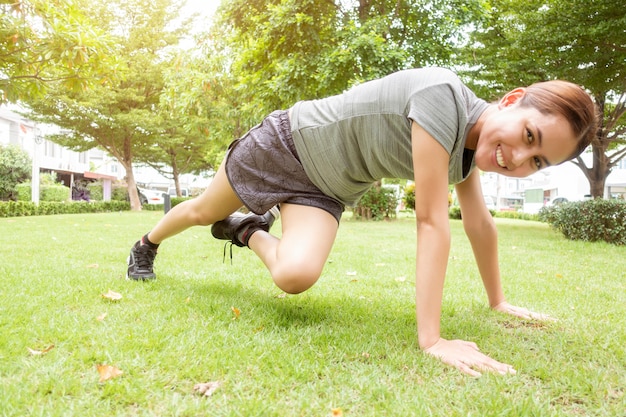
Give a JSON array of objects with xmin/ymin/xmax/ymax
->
[
  {"xmin": 136, "ymin": 246, "xmax": 156, "ymax": 270},
  {"xmin": 222, "ymin": 242, "xmax": 233, "ymax": 265}
]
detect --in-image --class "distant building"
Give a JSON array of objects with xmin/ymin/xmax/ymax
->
[
  {"xmin": 0, "ymin": 107, "xmax": 118, "ymax": 202},
  {"xmin": 1, "ymin": 106, "xmax": 211, "ymax": 201},
  {"xmin": 480, "ymin": 154, "xmax": 626, "ymax": 214}
]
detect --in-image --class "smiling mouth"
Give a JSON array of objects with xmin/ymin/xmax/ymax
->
[{"xmin": 496, "ymin": 146, "xmax": 507, "ymax": 169}]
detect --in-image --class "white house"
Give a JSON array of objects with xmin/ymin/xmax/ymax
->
[
  {"xmin": 480, "ymin": 153, "xmax": 626, "ymax": 214},
  {"xmin": 0, "ymin": 106, "xmax": 211, "ymax": 201}
]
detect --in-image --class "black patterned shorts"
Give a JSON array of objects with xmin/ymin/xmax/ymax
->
[{"xmin": 224, "ymin": 110, "xmax": 344, "ymax": 223}]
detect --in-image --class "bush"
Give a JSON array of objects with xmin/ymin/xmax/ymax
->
[
  {"xmin": 41, "ymin": 184, "xmax": 70, "ymax": 201},
  {"xmin": 0, "ymin": 200, "xmax": 130, "ymax": 218},
  {"xmin": 494, "ymin": 211, "xmax": 539, "ymax": 221},
  {"xmin": 449, "ymin": 206, "xmax": 462, "ymax": 220},
  {"xmin": 448, "ymin": 206, "xmax": 496, "ymax": 220},
  {"xmin": 354, "ymin": 184, "xmax": 398, "ymax": 220},
  {"xmin": 86, "ymin": 182, "xmax": 103, "ymax": 201},
  {"xmin": 15, "ymin": 183, "xmax": 31, "ymax": 201},
  {"xmin": 112, "ymin": 185, "xmax": 129, "ymax": 201},
  {"xmin": 0, "ymin": 144, "xmax": 31, "ymax": 201},
  {"xmin": 402, "ymin": 183, "xmax": 415, "ymax": 211},
  {"xmin": 539, "ymin": 199, "xmax": 626, "ymax": 245},
  {"xmin": 14, "ymin": 183, "xmax": 70, "ymax": 202}
]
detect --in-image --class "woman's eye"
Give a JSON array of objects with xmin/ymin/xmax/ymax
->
[
  {"xmin": 526, "ymin": 129, "xmax": 534, "ymax": 144},
  {"xmin": 533, "ymin": 156, "xmax": 542, "ymax": 170}
]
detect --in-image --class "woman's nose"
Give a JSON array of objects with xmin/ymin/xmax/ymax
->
[{"xmin": 510, "ymin": 148, "xmax": 531, "ymax": 168}]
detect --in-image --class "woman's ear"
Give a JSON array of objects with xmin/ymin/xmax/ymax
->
[{"xmin": 498, "ymin": 87, "xmax": 527, "ymax": 109}]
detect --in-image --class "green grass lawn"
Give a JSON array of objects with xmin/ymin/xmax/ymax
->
[{"xmin": 0, "ymin": 211, "xmax": 624, "ymax": 416}]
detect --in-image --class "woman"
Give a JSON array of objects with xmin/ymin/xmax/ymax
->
[{"xmin": 126, "ymin": 67, "xmax": 597, "ymax": 376}]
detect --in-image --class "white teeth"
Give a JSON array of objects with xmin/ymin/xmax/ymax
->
[{"xmin": 496, "ymin": 147, "xmax": 506, "ymax": 168}]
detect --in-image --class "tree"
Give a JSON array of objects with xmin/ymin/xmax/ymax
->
[
  {"xmin": 0, "ymin": 0, "xmax": 117, "ymax": 103},
  {"xmin": 0, "ymin": 144, "xmax": 31, "ymax": 200},
  {"xmin": 460, "ymin": 0, "xmax": 626, "ymax": 198},
  {"xmin": 214, "ymin": 0, "xmax": 482, "ymax": 128},
  {"xmin": 24, "ymin": 0, "xmax": 192, "ymax": 210},
  {"xmin": 151, "ymin": 48, "xmax": 233, "ymax": 195}
]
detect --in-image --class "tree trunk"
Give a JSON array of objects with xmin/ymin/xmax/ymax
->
[
  {"xmin": 574, "ymin": 96, "xmax": 613, "ymax": 199},
  {"xmin": 358, "ymin": 0, "xmax": 370, "ymax": 22},
  {"xmin": 589, "ymin": 144, "xmax": 611, "ymax": 198},
  {"xmin": 172, "ymin": 170, "xmax": 181, "ymax": 197},
  {"xmin": 123, "ymin": 162, "xmax": 142, "ymax": 211}
]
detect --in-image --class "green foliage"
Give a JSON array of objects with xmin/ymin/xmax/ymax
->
[
  {"xmin": 111, "ymin": 185, "xmax": 129, "ymax": 201},
  {"xmin": 459, "ymin": 0, "xmax": 626, "ymax": 197},
  {"xmin": 16, "ymin": 172, "xmax": 70, "ymax": 202},
  {"xmin": 403, "ymin": 183, "xmax": 416, "ymax": 211},
  {"xmin": 0, "ymin": 0, "xmax": 117, "ymax": 103},
  {"xmin": 86, "ymin": 182, "xmax": 103, "ymax": 201},
  {"xmin": 24, "ymin": 0, "xmax": 191, "ymax": 211},
  {"xmin": 0, "ymin": 144, "xmax": 31, "ymax": 201},
  {"xmin": 0, "ymin": 200, "xmax": 129, "ymax": 217},
  {"xmin": 449, "ymin": 206, "xmax": 462, "ymax": 220},
  {"xmin": 354, "ymin": 185, "xmax": 398, "ymax": 221},
  {"xmin": 15, "ymin": 183, "xmax": 31, "ymax": 201},
  {"xmin": 15, "ymin": 183, "xmax": 70, "ymax": 202},
  {"xmin": 215, "ymin": 0, "xmax": 480, "ymax": 125},
  {"xmin": 539, "ymin": 199, "xmax": 626, "ymax": 245},
  {"xmin": 42, "ymin": 184, "xmax": 70, "ymax": 201},
  {"xmin": 493, "ymin": 211, "xmax": 539, "ymax": 221},
  {"xmin": 449, "ymin": 206, "xmax": 497, "ymax": 220},
  {"xmin": 170, "ymin": 197, "xmax": 190, "ymax": 208}
]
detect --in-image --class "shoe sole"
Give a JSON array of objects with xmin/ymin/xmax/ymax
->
[{"xmin": 268, "ymin": 205, "xmax": 280, "ymax": 221}]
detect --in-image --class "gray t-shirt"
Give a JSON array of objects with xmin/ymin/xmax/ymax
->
[{"xmin": 289, "ymin": 67, "xmax": 489, "ymax": 207}]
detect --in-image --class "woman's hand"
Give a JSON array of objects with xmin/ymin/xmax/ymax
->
[
  {"xmin": 492, "ymin": 301, "xmax": 556, "ymax": 321},
  {"xmin": 423, "ymin": 337, "xmax": 516, "ymax": 377}
]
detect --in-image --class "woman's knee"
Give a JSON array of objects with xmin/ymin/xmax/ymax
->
[{"xmin": 271, "ymin": 261, "xmax": 322, "ymax": 294}]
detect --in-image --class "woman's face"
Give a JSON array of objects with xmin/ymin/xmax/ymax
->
[{"xmin": 474, "ymin": 90, "xmax": 577, "ymax": 178}]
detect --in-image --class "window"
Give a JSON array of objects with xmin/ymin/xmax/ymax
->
[{"xmin": 44, "ymin": 140, "xmax": 56, "ymax": 158}]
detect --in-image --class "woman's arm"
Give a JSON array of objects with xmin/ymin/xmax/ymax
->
[
  {"xmin": 411, "ymin": 122, "xmax": 452, "ymax": 350},
  {"xmin": 411, "ymin": 122, "xmax": 515, "ymax": 376},
  {"xmin": 455, "ymin": 171, "xmax": 505, "ymax": 308},
  {"xmin": 455, "ymin": 172, "xmax": 555, "ymax": 321}
]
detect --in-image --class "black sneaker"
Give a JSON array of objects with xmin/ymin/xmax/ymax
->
[
  {"xmin": 126, "ymin": 240, "xmax": 157, "ymax": 281},
  {"xmin": 211, "ymin": 206, "xmax": 280, "ymax": 247}
]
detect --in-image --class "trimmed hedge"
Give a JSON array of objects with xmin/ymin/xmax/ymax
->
[
  {"xmin": 494, "ymin": 211, "xmax": 539, "ymax": 221},
  {"xmin": 539, "ymin": 199, "xmax": 626, "ymax": 245},
  {"xmin": 0, "ymin": 200, "xmax": 130, "ymax": 218},
  {"xmin": 449, "ymin": 206, "xmax": 496, "ymax": 220},
  {"xmin": 16, "ymin": 183, "xmax": 71, "ymax": 202}
]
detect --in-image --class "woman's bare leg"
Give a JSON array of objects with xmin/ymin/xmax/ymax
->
[
  {"xmin": 247, "ymin": 203, "xmax": 339, "ymax": 294},
  {"xmin": 147, "ymin": 161, "xmax": 243, "ymax": 244}
]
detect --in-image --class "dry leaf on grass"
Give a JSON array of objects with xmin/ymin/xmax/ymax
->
[
  {"xmin": 86, "ymin": 263, "xmax": 99, "ymax": 269},
  {"xmin": 96, "ymin": 312, "xmax": 108, "ymax": 321},
  {"xmin": 231, "ymin": 306, "xmax": 241, "ymax": 320},
  {"xmin": 101, "ymin": 290, "xmax": 123, "ymax": 301},
  {"xmin": 96, "ymin": 364, "xmax": 123, "ymax": 382},
  {"xmin": 193, "ymin": 381, "xmax": 221, "ymax": 397},
  {"xmin": 332, "ymin": 408, "xmax": 343, "ymax": 416},
  {"xmin": 27, "ymin": 344, "xmax": 54, "ymax": 356}
]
